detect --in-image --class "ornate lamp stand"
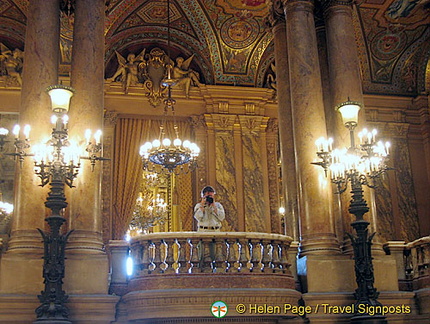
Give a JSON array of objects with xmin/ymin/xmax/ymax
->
[
  {"xmin": 8, "ymin": 85, "xmax": 105, "ymax": 323},
  {"xmin": 313, "ymin": 100, "xmax": 390, "ymax": 323}
]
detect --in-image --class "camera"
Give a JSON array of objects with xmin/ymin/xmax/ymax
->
[{"xmin": 205, "ymin": 196, "xmax": 214, "ymax": 204}]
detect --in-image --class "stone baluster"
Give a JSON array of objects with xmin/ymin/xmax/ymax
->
[
  {"xmin": 188, "ymin": 238, "xmax": 200, "ymax": 273},
  {"xmin": 213, "ymin": 238, "xmax": 227, "ymax": 272},
  {"xmin": 265, "ymin": 240, "xmax": 275, "ymax": 272},
  {"xmin": 200, "ymin": 238, "xmax": 215, "ymax": 273},
  {"xmin": 272, "ymin": 241, "xmax": 282, "ymax": 273},
  {"xmin": 175, "ymin": 238, "xmax": 186, "ymax": 274},
  {"xmin": 148, "ymin": 241, "xmax": 157, "ymax": 273},
  {"xmin": 246, "ymin": 240, "xmax": 255, "ymax": 272},
  {"xmin": 225, "ymin": 239, "xmax": 232, "ymax": 272},
  {"xmin": 255, "ymin": 240, "xmax": 265, "ymax": 272},
  {"xmin": 159, "ymin": 239, "xmax": 168, "ymax": 273},
  {"xmin": 279, "ymin": 241, "xmax": 290, "ymax": 274},
  {"xmin": 239, "ymin": 239, "xmax": 249, "ymax": 272},
  {"xmin": 140, "ymin": 241, "xmax": 150, "ymax": 275},
  {"xmin": 231, "ymin": 239, "xmax": 242, "ymax": 272},
  {"xmin": 163, "ymin": 238, "xmax": 175, "ymax": 274}
]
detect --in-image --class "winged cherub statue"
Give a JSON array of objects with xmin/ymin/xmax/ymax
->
[
  {"xmin": 107, "ymin": 48, "xmax": 146, "ymax": 94},
  {"xmin": 0, "ymin": 43, "xmax": 24, "ymax": 86},
  {"xmin": 172, "ymin": 54, "xmax": 202, "ymax": 98}
]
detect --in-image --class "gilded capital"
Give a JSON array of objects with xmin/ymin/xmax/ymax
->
[
  {"xmin": 283, "ymin": 0, "xmax": 315, "ymax": 14},
  {"xmin": 265, "ymin": 0, "xmax": 286, "ymax": 29},
  {"xmin": 104, "ymin": 110, "xmax": 118, "ymax": 126},
  {"xmin": 322, "ymin": 0, "xmax": 354, "ymax": 12}
]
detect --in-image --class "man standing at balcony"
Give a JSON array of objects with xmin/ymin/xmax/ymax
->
[{"xmin": 194, "ymin": 186, "xmax": 225, "ymax": 231}]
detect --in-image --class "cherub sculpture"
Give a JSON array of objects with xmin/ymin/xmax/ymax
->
[
  {"xmin": 0, "ymin": 43, "xmax": 24, "ymax": 86},
  {"xmin": 172, "ymin": 55, "xmax": 202, "ymax": 98},
  {"xmin": 107, "ymin": 49, "xmax": 146, "ymax": 94}
]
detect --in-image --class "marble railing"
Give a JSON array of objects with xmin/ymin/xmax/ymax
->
[
  {"xmin": 129, "ymin": 231, "xmax": 292, "ymax": 275},
  {"xmin": 384, "ymin": 237, "xmax": 430, "ymax": 291},
  {"xmin": 108, "ymin": 232, "xmax": 296, "ymax": 294},
  {"xmin": 406, "ymin": 236, "xmax": 430, "ymax": 290}
]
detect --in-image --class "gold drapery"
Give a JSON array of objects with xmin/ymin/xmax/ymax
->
[{"xmin": 112, "ymin": 117, "xmax": 191, "ymax": 239}]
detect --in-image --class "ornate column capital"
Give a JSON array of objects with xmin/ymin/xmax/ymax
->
[
  {"xmin": 265, "ymin": 0, "xmax": 286, "ymax": 29},
  {"xmin": 283, "ymin": 0, "xmax": 315, "ymax": 14},
  {"xmin": 322, "ymin": 0, "xmax": 354, "ymax": 7},
  {"xmin": 238, "ymin": 115, "xmax": 269, "ymax": 135},
  {"xmin": 190, "ymin": 114, "xmax": 207, "ymax": 131},
  {"xmin": 386, "ymin": 122, "xmax": 410, "ymax": 139},
  {"xmin": 104, "ymin": 109, "xmax": 118, "ymax": 126},
  {"xmin": 322, "ymin": 0, "xmax": 354, "ymax": 15},
  {"xmin": 205, "ymin": 114, "xmax": 237, "ymax": 131}
]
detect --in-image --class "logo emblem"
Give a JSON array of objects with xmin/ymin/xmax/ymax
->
[{"xmin": 211, "ymin": 301, "xmax": 228, "ymax": 318}]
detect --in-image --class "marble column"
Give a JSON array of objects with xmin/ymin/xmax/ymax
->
[
  {"xmin": 66, "ymin": 0, "xmax": 109, "ymax": 294},
  {"xmin": 284, "ymin": 0, "xmax": 339, "ymax": 255},
  {"xmin": 323, "ymin": 0, "xmax": 381, "ymax": 253},
  {"xmin": 0, "ymin": 0, "xmax": 61, "ymax": 294},
  {"xmin": 267, "ymin": 0, "xmax": 299, "ymax": 240}
]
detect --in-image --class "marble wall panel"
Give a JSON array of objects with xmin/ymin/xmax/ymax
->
[
  {"xmin": 215, "ymin": 131, "xmax": 238, "ymax": 231},
  {"xmin": 395, "ymin": 139, "xmax": 420, "ymax": 241},
  {"xmin": 242, "ymin": 133, "xmax": 266, "ymax": 232},
  {"xmin": 375, "ymin": 176, "xmax": 395, "ymax": 242}
]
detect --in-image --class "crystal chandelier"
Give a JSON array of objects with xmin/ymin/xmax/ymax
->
[
  {"xmin": 139, "ymin": 93, "xmax": 200, "ymax": 175},
  {"xmin": 129, "ymin": 173, "xmax": 168, "ymax": 234},
  {"xmin": 139, "ymin": 0, "xmax": 199, "ymax": 175}
]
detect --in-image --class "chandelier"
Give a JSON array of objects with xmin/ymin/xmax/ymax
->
[
  {"xmin": 139, "ymin": 0, "xmax": 199, "ymax": 175},
  {"xmin": 128, "ymin": 172, "xmax": 168, "ymax": 234}
]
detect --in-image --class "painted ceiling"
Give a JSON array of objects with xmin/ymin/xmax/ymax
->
[{"xmin": 0, "ymin": 0, "xmax": 428, "ymax": 95}]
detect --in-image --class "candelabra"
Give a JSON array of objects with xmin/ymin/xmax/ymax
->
[
  {"xmin": 0, "ymin": 85, "xmax": 105, "ymax": 322},
  {"xmin": 313, "ymin": 99, "xmax": 390, "ymax": 322}
]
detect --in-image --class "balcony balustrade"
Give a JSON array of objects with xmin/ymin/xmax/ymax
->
[{"xmin": 109, "ymin": 232, "xmax": 302, "ymax": 323}]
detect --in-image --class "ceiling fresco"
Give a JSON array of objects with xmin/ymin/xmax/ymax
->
[{"xmin": 0, "ymin": 0, "xmax": 428, "ymax": 95}]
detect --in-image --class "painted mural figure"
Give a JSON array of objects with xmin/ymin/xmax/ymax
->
[
  {"xmin": 194, "ymin": 186, "xmax": 225, "ymax": 231},
  {"xmin": 172, "ymin": 55, "xmax": 202, "ymax": 98}
]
